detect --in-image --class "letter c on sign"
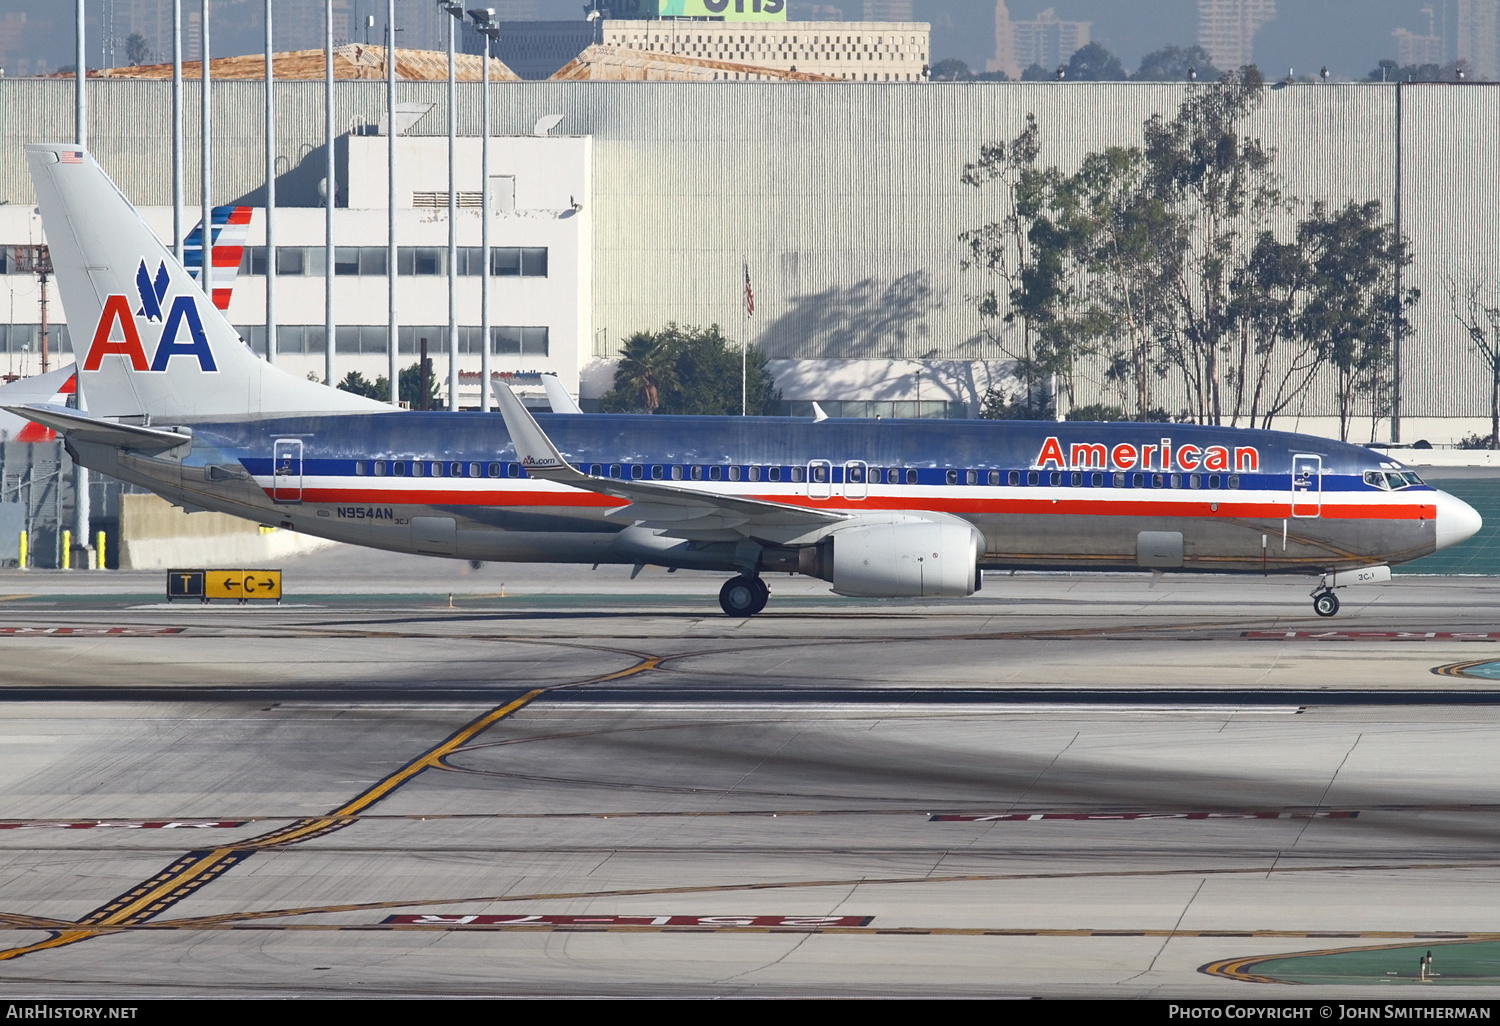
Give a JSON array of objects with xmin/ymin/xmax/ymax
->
[{"xmin": 1177, "ymin": 444, "xmax": 1201, "ymax": 471}]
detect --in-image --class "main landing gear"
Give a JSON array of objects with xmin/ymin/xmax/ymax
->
[
  {"xmin": 719, "ymin": 574, "xmax": 769, "ymax": 617},
  {"xmin": 1312, "ymin": 588, "xmax": 1340, "ymax": 618}
]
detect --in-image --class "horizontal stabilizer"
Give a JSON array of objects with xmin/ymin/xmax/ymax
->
[{"xmin": 4, "ymin": 404, "xmax": 191, "ymax": 452}]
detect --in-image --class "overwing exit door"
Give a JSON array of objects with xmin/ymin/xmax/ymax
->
[
  {"xmin": 1291, "ymin": 454, "xmax": 1322, "ymax": 518},
  {"xmin": 272, "ymin": 439, "xmax": 303, "ymax": 503}
]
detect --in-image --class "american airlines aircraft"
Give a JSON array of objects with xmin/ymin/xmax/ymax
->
[{"xmin": 9, "ymin": 144, "xmax": 1483, "ymax": 617}]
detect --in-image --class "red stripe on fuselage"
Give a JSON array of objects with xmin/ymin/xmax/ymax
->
[{"xmin": 281, "ymin": 485, "xmax": 1433, "ymax": 522}]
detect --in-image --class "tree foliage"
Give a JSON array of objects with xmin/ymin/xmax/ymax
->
[
  {"xmin": 1065, "ymin": 42, "xmax": 1127, "ymax": 82},
  {"xmin": 961, "ymin": 74, "xmax": 1415, "ymax": 436},
  {"xmin": 1445, "ymin": 273, "xmax": 1500, "ymax": 448},
  {"xmin": 600, "ymin": 324, "xmax": 780, "ymax": 416},
  {"xmin": 1136, "ymin": 44, "xmax": 1219, "ymax": 82},
  {"xmin": 336, "ymin": 362, "xmax": 440, "ymax": 408}
]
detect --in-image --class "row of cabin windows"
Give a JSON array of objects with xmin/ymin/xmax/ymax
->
[
  {"xmin": 347, "ymin": 461, "xmax": 1245, "ymax": 490},
  {"xmin": 357, "ymin": 461, "xmax": 516, "ymax": 478},
  {"xmin": 987, "ymin": 470, "xmax": 1242, "ymax": 490},
  {"xmin": 241, "ymin": 246, "xmax": 547, "ymax": 278}
]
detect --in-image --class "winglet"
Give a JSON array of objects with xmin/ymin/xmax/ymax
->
[
  {"xmin": 811, "ymin": 401, "xmax": 829, "ymax": 423},
  {"xmin": 539, "ymin": 374, "xmax": 583, "ymax": 414},
  {"xmin": 492, "ymin": 381, "xmax": 588, "ymax": 484}
]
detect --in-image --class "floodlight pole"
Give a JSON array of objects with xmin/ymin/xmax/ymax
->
[
  {"xmin": 75, "ymin": 0, "xmax": 85, "ymax": 148},
  {"xmin": 443, "ymin": 2, "xmax": 460, "ymax": 411},
  {"xmin": 325, "ymin": 0, "xmax": 336, "ymax": 388},
  {"xmin": 200, "ymin": 0, "xmax": 212, "ymax": 300},
  {"xmin": 73, "ymin": 0, "xmax": 89, "ymax": 571},
  {"xmin": 472, "ymin": 10, "xmax": 498, "ymax": 412},
  {"xmin": 387, "ymin": 1, "xmax": 399, "ymax": 405},
  {"xmin": 265, "ymin": 0, "xmax": 276, "ymax": 364},
  {"xmin": 172, "ymin": 0, "xmax": 184, "ymax": 262}
]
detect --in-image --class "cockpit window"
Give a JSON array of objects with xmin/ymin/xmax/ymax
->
[{"xmin": 1365, "ymin": 469, "xmax": 1425, "ymax": 490}]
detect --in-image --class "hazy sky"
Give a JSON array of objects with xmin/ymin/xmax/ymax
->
[{"xmin": 0, "ymin": 0, "xmax": 1463, "ymax": 81}]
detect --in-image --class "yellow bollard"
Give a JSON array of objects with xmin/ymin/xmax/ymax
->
[
  {"xmin": 61, "ymin": 530, "xmax": 70, "ymax": 570},
  {"xmin": 96, "ymin": 530, "xmax": 106, "ymax": 570},
  {"xmin": 18, "ymin": 530, "xmax": 26, "ymax": 570}
]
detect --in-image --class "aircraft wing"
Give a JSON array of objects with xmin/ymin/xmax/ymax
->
[
  {"xmin": 492, "ymin": 382, "xmax": 846, "ymax": 533},
  {"xmin": 3, "ymin": 403, "xmax": 191, "ymax": 452}
]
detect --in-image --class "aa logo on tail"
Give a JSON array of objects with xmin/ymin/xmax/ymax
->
[{"xmin": 83, "ymin": 260, "xmax": 218, "ymax": 373}]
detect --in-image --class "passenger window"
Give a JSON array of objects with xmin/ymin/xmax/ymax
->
[
  {"xmin": 1190, "ymin": 474, "xmax": 1200, "ymax": 489},
  {"xmin": 671, "ymin": 466, "xmax": 683, "ymax": 480},
  {"xmin": 355, "ymin": 462, "xmax": 365, "ymax": 475},
  {"xmin": 610, "ymin": 464, "xmax": 621, "ymax": 478},
  {"xmin": 791, "ymin": 467, "xmax": 805, "ymax": 483},
  {"xmin": 965, "ymin": 470, "xmax": 977, "ymax": 485},
  {"xmin": 1152, "ymin": 474, "xmax": 1163, "ymax": 488},
  {"xmin": 1209, "ymin": 474, "xmax": 1221, "ymax": 489},
  {"xmin": 848, "ymin": 466, "xmax": 862, "ymax": 483},
  {"xmin": 1170, "ymin": 474, "xmax": 1181, "ymax": 489},
  {"xmin": 1228, "ymin": 475, "xmax": 1240, "ymax": 489},
  {"xmin": 412, "ymin": 461, "xmax": 424, "ymax": 477},
  {"xmin": 651, "ymin": 465, "xmax": 664, "ymax": 480},
  {"xmin": 1131, "ymin": 473, "xmax": 1143, "ymax": 487},
  {"xmin": 1070, "ymin": 472, "xmax": 1081, "ymax": 486},
  {"xmin": 450, "ymin": 463, "xmax": 463, "ymax": 477},
  {"xmin": 394, "ymin": 461, "xmax": 407, "ymax": 476},
  {"xmin": 748, "ymin": 466, "xmax": 760, "ymax": 482},
  {"xmin": 812, "ymin": 465, "xmax": 826, "ymax": 483},
  {"xmin": 905, "ymin": 469, "xmax": 917, "ymax": 484},
  {"xmin": 1049, "ymin": 472, "xmax": 1061, "ymax": 486},
  {"xmin": 432, "ymin": 462, "xmax": 444, "ymax": 476},
  {"xmin": 508, "ymin": 464, "xmax": 520, "ymax": 478},
  {"xmin": 469, "ymin": 463, "xmax": 480, "ymax": 478},
  {"xmin": 1113, "ymin": 473, "xmax": 1125, "ymax": 487},
  {"xmin": 1008, "ymin": 471, "xmax": 1020, "ymax": 486},
  {"xmin": 769, "ymin": 467, "xmax": 781, "ymax": 482},
  {"xmin": 691, "ymin": 466, "xmax": 702, "ymax": 481},
  {"xmin": 489, "ymin": 463, "xmax": 502, "ymax": 478},
  {"xmin": 946, "ymin": 470, "xmax": 958, "ymax": 485},
  {"xmin": 710, "ymin": 466, "xmax": 722, "ymax": 481},
  {"xmin": 1026, "ymin": 471, "xmax": 1038, "ymax": 486},
  {"xmin": 1091, "ymin": 472, "xmax": 1102, "ymax": 487},
  {"xmin": 989, "ymin": 471, "xmax": 1001, "ymax": 486},
  {"xmin": 888, "ymin": 469, "xmax": 901, "ymax": 484},
  {"xmin": 374, "ymin": 462, "xmax": 386, "ymax": 477},
  {"xmin": 729, "ymin": 466, "xmax": 741, "ymax": 481},
  {"xmin": 631, "ymin": 465, "xmax": 644, "ymax": 480}
]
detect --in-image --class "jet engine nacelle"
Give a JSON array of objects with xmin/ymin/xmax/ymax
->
[{"xmin": 829, "ymin": 518, "xmax": 982, "ymax": 598}]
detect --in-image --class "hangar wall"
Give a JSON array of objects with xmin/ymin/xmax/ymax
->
[{"xmin": 0, "ymin": 79, "xmax": 1493, "ymax": 423}]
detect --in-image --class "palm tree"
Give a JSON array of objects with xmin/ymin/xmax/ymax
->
[{"xmin": 612, "ymin": 329, "xmax": 679, "ymax": 413}]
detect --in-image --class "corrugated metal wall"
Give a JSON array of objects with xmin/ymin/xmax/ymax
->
[{"xmin": 0, "ymin": 78, "xmax": 1490, "ymax": 417}]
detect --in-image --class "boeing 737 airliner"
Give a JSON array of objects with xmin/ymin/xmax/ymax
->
[{"xmin": 9, "ymin": 144, "xmax": 1483, "ymax": 616}]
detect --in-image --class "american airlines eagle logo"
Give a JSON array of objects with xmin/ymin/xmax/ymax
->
[
  {"xmin": 82, "ymin": 260, "xmax": 218, "ymax": 373},
  {"xmin": 135, "ymin": 260, "xmax": 170, "ymax": 321},
  {"xmin": 1034, "ymin": 436, "xmax": 1259, "ymax": 473}
]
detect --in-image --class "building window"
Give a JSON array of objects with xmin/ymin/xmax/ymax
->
[{"xmin": 491, "ymin": 326, "xmax": 550, "ymax": 357}]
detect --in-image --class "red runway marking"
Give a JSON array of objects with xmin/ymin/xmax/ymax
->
[{"xmin": 382, "ymin": 914, "xmax": 874, "ymax": 927}]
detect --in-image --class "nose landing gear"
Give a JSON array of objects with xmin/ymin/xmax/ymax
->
[
  {"xmin": 1312, "ymin": 589, "xmax": 1340, "ymax": 618},
  {"xmin": 719, "ymin": 574, "xmax": 770, "ymax": 617}
]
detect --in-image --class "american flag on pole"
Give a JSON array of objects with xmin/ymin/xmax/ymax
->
[
  {"xmin": 744, "ymin": 262, "xmax": 754, "ymax": 316},
  {"xmin": 59, "ymin": 151, "xmax": 83, "ymax": 164}
]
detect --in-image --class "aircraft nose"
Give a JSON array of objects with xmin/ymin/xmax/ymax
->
[{"xmin": 1434, "ymin": 489, "xmax": 1483, "ymax": 551}]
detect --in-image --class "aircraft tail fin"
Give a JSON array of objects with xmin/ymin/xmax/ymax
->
[
  {"xmin": 539, "ymin": 374, "xmax": 583, "ymax": 414},
  {"xmin": 185, "ymin": 204, "xmax": 253, "ymax": 311},
  {"xmin": 25, "ymin": 144, "xmax": 389, "ymax": 421}
]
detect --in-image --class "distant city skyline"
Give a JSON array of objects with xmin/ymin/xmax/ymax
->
[{"xmin": 0, "ymin": 1, "xmax": 1492, "ymax": 81}]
